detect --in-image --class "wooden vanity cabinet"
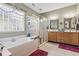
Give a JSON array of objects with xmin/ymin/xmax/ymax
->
[
  {"xmin": 63, "ymin": 32, "xmax": 79, "ymax": 45},
  {"xmin": 71, "ymin": 32, "xmax": 78, "ymax": 45},
  {"xmin": 63, "ymin": 32, "xmax": 73, "ymax": 45},
  {"xmin": 48, "ymin": 32, "xmax": 57, "ymax": 42},
  {"xmin": 48, "ymin": 31, "xmax": 79, "ymax": 46},
  {"xmin": 57, "ymin": 32, "xmax": 64, "ymax": 43}
]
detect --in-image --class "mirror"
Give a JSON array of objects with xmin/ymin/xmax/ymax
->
[
  {"xmin": 64, "ymin": 18, "xmax": 71, "ymax": 29},
  {"xmin": 64, "ymin": 17, "xmax": 76, "ymax": 29},
  {"xmin": 76, "ymin": 15, "xmax": 79, "ymax": 30},
  {"xmin": 50, "ymin": 20, "xmax": 58, "ymax": 29},
  {"xmin": 71, "ymin": 17, "xmax": 76, "ymax": 29}
]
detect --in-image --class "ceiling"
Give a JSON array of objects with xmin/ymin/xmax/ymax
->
[{"xmin": 24, "ymin": 3, "xmax": 76, "ymax": 14}]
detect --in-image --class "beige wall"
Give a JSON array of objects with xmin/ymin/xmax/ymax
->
[
  {"xmin": 41, "ymin": 4, "xmax": 77, "ymax": 32},
  {"xmin": 41, "ymin": 5, "xmax": 77, "ymax": 18}
]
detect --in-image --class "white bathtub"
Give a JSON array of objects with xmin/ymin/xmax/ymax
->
[
  {"xmin": 0, "ymin": 35, "xmax": 38, "ymax": 49},
  {"xmin": 0, "ymin": 35, "xmax": 39, "ymax": 55},
  {"xmin": 3, "ymin": 37, "xmax": 34, "ymax": 49}
]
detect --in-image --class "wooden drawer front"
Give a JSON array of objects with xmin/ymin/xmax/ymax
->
[
  {"xmin": 72, "ymin": 32, "xmax": 78, "ymax": 45},
  {"xmin": 63, "ymin": 32, "xmax": 79, "ymax": 45},
  {"xmin": 57, "ymin": 32, "xmax": 64, "ymax": 43},
  {"xmin": 63, "ymin": 32, "xmax": 72, "ymax": 44},
  {"xmin": 48, "ymin": 32, "xmax": 57, "ymax": 42}
]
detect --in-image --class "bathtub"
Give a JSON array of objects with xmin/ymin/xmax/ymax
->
[
  {"xmin": 0, "ymin": 35, "xmax": 39, "ymax": 56},
  {"xmin": 2, "ymin": 37, "xmax": 34, "ymax": 49}
]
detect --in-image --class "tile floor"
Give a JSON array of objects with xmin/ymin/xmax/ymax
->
[{"xmin": 39, "ymin": 42, "xmax": 79, "ymax": 56}]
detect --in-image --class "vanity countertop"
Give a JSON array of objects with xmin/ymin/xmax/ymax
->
[
  {"xmin": 48, "ymin": 29, "xmax": 77, "ymax": 32},
  {"xmin": 48, "ymin": 29, "xmax": 58, "ymax": 32}
]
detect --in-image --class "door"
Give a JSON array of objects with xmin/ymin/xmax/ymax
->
[
  {"xmin": 39, "ymin": 19, "xmax": 44, "ymax": 44},
  {"xmin": 39, "ymin": 18, "xmax": 48, "ymax": 44},
  {"xmin": 43, "ymin": 20, "xmax": 49, "ymax": 42}
]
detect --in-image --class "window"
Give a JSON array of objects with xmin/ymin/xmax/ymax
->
[
  {"xmin": 26, "ymin": 16, "xmax": 39, "ymax": 36},
  {"xmin": 0, "ymin": 4, "xmax": 25, "ymax": 32}
]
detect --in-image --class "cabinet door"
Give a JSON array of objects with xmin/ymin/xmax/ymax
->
[
  {"xmin": 71, "ymin": 32, "xmax": 79, "ymax": 45},
  {"xmin": 48, "ymin": 32, "xmax": 57, "ymax": 42},
  {"xmin": 63, "ymin": 32, "xmax": 79, "ymax": 46},
  {"xmin": 57, "ymin": 32, "xmax": 64, "ymax": 43},
  {"xmin": 63, "ymin": 32, "xmax": 72, "ymax": 44}
]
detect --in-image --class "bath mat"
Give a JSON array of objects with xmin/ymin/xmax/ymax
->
[
  {"xmin": 29, "ymin": 49, "xmax": 48, "ymax": 56},
  {"xmin": 59, "ymin": 43, "xmax": 79, "ymax": 53}
]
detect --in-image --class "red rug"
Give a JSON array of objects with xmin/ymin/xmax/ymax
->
[
  {"xmin": 29, "ymin": 49, "xmax": 48, "ymax": 56},
  {"xmin": 59, "ymin": 43, "xmax": 79, "ymax": 53}
]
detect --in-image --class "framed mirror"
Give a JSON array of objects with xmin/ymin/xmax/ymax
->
[
  {"xmin": 50, "ymin": 20, "xmax": 58, "ymax": 29},
  {"xmin": 78, "ymin": 15, "xmax": 79, "ymax": 23},
  {"xmin": 64, "ymin": 17, "xmax": 76, "ymax": 29},
  {"xmin": 64, "ymin": 18, "xmax": 71, "ymax": 29},
  {"xmin": 76, "ymin": 15, "xmax": 79, "ymax": 30},
  {"xmin": 71, "ymin": 17, "xmax": 76, "ymax": 29}
]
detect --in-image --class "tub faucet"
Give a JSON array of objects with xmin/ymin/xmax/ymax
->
[{"xmin": 0, "ymin": 42, "xmax": 4, "ymax": 56}]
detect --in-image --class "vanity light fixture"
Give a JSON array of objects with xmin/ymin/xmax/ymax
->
[
  {"xmin": 64, "ymin": 13, "xmax": 75, "ymax": 18},
  {"xmin": 40, "ymin": 19, "xmax": 43, "ymax": 22},
  {"xmin": 50, "ymin": 16, "xmax": 58, "ymax": 20}
]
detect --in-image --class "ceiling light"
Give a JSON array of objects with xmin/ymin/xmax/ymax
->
[{"xmin": 50, "ymin": 16, "xmax": 58, "ymax": 20}]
